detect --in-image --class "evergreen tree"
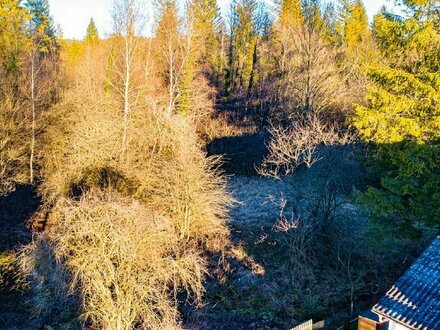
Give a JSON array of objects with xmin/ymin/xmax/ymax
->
[
  {"xmin": 225, "ymin": 0, "xmax": 257, "ymax": 95},
  {"xmin": 0, "ymin": 0, "xmax": 30, "ymax": 78},
  {"xmin": 247, "ymin": 2, "xmax": 271, "ymax": 96},
  {"xmin": 25, "ymin": 0, "xmax": 57, "ymax": 53},
  {"xmin": 303, "ymin": 0, "xmax": 324, "ymax": 31},
  {"xmin": 321, "ymin": 3, "xmax": 339, "ymax": 44},
  {"xmin": 337, "ymin": 0, "xmax": 371, "ymax": 59},
  {"xmin": 173, "ymin": 0, "xmax": 221, "ymax": 114},
  {"xmin": 191, "ymin": 0, "xmax": 220, "ymax": 68},
  {"xmin": 353, "ymin": 0, "xmax": 440, "ymax": 236},
  {"xmin": 85, "ymin": 17, "xmax": 99, "ymax": 43},
  {"xmin": 332, "ymin": 0, "xmax": 373, "ymax": 107}
]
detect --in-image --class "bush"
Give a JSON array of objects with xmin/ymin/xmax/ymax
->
[
  {"xmin": 259, "ymin": 116, "xmax": 352, "ymax": 177},
  {"xmin": 21, "ymin": 192, "xmax": 209, "ymax": 329},
  {"xmin": 21, "ymin": 82, "xmax": 231, "ymax": 329}
]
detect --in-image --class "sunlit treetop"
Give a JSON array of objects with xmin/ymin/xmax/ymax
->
[
  {"xmin": 0, "ymin": 0, "xmax": 32, "ymax": 74},
  {"xmin": 373, "ymin": 0, "xmax": 440, "ymax": 72},
  {"xmin": 85, "ymin": 18, "xmax": 99, "ymax": 43},
  {"xmin": 25, "ymin": 0, "xmax": 58, "ymax": 53},
  {"xmin": 335, "ymin": 0, "xmax": 371, "ymax": 54},
  {"xmin": 278, "ymin": 0, "xmax": 302, "ymax": 28}
]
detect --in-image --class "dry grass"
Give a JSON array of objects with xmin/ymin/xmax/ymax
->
[
  {"xmin": 21, "ymin": 192, "xmax": 210, "ymax": 329},
  {"xmin": 0, "ymin": 97, "xmax": 28, "ymax": 195},
  {"xmin": 38, "ymin": 95, "xmax": 231, "ymax": 247},
  {"xmin": 22, "ymin": 97, "xmax": 232, "ymax": 327}
]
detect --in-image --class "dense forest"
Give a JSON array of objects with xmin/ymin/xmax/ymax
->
[{"xmin": 0, "ymin": 0, "xmax": 439, "ymax": 329}]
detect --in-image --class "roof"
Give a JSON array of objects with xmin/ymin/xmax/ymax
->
[
  {"xmin": 372, "ymin": 237, "xmax": 440, "ymax": 330},
  {"xmin": 360, "ymin": 309, "xmax": 381, "ymax": 323}
]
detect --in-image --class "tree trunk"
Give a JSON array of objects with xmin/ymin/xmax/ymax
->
[
  {"xmin": 30, "ymin": 53, "xmax": 36, "ymax": 184},
  {"xmin": 122, "ymin": 35, "xmax": 131, "ymax": 157}
]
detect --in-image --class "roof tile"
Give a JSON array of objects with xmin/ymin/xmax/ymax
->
[{"xmin": 372, "ymin": 237, "xmax": 440, "ymax": 330}]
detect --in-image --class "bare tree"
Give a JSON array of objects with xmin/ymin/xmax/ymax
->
[
  {"xmin": 24, "ymin": 35, "xmax": 58, "ymax": 185},
  {"xmin": 27, "ymin": 40, "xmax": 44, "ymax": 184},
  {"xmin": 259, "ymin": 116, "xmax": 351, "ymax": 177},
  {"xmin": 275, "ymin": 2, "xmax": 344, "ymax": 119},
  {"xmin": 110, "ymin": 0, "xmax": 145, "ymax": 157}
]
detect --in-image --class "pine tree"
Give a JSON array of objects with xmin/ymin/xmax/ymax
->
[
  {"xmin": 338, "ymin": 0, "xmax": 371, "ymax": 59},
  {"xmin": 85, "ymin": 18, "xmax": 99, "ymax": 43},
  {"xmin": 25, "ymin": 0, "xmax": 58, "ymax": 54},
  {"xmin": 353, "ymin": 0, "xmax": 440, "ymax": 236},
  {"xmin": 0, "ymin": 0, "xmax": 30, "ymax": 77},
  {"xmin": 171, "ymin": 0, "xmax": 221, "ymax": 114},
  {"xmin": 191, "ymin": 0, "xmax": 220, "ymax": 68},
  {"xmin": 303, "ymin": 0, "xmax": 324, "ymax": 30},
  {"xmin": 225, "ymin": 0, "xmax": 257, "ymax": 95},
  {"xmin": 321, "ymin": 3, "xmax": 339, "ymax": 44},
  {"xmin": 247, "ymin": 2, "xmax": 271, "ymax": 96}
]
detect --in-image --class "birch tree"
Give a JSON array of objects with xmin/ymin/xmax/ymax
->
[
  {"xmin": 111, "ymin": 0, "xmax": 144, "ymax": 156},
  {"xmin": 27, "ymin": 38, "xmax": 43, "ymax": 184},
  {"xmin": 155, "ymin": 0, "xmax": 182, "ymax": 114},
  {"xmin": 24, "ymin": 0, "xmax": 58, "ymax": 184}
]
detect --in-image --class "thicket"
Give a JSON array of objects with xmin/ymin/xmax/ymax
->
[{"xmin": 2, "ymin": 0, "xmax": 231, "ymax": 328}]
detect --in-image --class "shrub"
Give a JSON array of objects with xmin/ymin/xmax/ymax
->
[
  {"xmin": 21, "ymin": 101, "xmax": 231, "ymax": 328},
  {"xmin": 259, "ymin": 116, "xmax": 352, "ymax": 177},
  {"xmin": 21, "ymin": 192, "xmax": 209, "ymax": 329}
]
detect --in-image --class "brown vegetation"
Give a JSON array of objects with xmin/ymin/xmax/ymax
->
[
  {"xmin": 1, "ymin": 0, "xmax": 438, "ymax": 328},
  {"xmin": 13, "ymin": 1, "xmax": 231, "ymax": 328}
]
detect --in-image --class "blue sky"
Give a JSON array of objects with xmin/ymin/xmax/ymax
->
[{"xmin": 49, "ymin": 0, "xmax": 396, "ymax": 40}]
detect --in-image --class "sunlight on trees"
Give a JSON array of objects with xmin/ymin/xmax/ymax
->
[
  {"xmin": 85, "ymin": 18, "xmax": 99, "ymax": 43},
  {"xmin": 0, "ymin": 0, "xmax": 439, "ymax": 328},
  {"xmin": 353, "ymin": 0, "xmax": 440, "ymax": 236}
]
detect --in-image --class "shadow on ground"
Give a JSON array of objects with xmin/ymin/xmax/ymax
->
[
  {"xmin": 207, "ymin": 131, "xmax": 269, "ymax": 176},
  {"xmin": 0, "ymin": 185, "xmax": 40, "ymax": 251},
  {"xmin": 0, "ymin": 185, "xmax": 41, "ymax": 330},
  {"xmin": 185, "ymin": 144, "xmax": 376, "ymax": 329}
]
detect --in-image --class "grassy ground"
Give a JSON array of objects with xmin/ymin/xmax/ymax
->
[{"xmin": 185, "ymin": 141, "xmax": 374, "ymax": 329}]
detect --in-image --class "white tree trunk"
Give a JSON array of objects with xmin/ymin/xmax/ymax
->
[
  {"xmin": 30, "ymin": 53, "xmax": 36, "ymax": 184},
  {"xmin": 122, "ymin": 35, "xmax": 131, "ymax": 157}
]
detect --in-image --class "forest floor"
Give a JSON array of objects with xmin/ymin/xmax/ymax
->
[
  {"xmin": 0, "ymin": 129, "xmax": 387, "ymax": 330},
  {"xmin": 184, "ymin": 133, "xmax": 370, "ymax": 329},
  {"xmin": 0, "ymin": 135, "xmax": 367, "ymax": 330}
]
